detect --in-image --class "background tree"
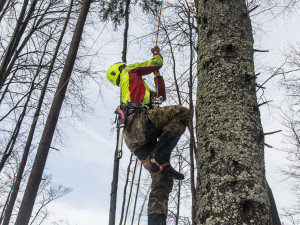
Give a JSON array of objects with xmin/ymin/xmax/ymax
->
[
  {"xmin": 279, "ymin": 42, "xmax": 300, "ymax": 224},
  {"xmin": 14, "ymin": 0, "xmax": 93, "ymax": 224}
]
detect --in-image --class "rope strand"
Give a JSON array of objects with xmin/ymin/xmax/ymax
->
[
  {"xmin": 155, "ymin": 1, "xmax": 163, "ymax": 98},
  {"xmin": 155, "ymin": 0, "xmax": 163, "ymax": 46}
]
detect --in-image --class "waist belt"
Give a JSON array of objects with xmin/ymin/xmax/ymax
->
[{"xmin": 121, "ymin": 102, "xmax": 150, "ymax": 133}]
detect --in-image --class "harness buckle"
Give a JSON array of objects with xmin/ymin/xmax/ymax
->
[{"xmin": 151, "ymin": 96, "xmax": 163, "ymax": 107}]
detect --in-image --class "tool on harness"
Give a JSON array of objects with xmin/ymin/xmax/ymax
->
[
  {"xmin": 114, "ymin": 108, "xmax": 125, "ymax": 159},
  {"xmin": 151, "ymin": 96, "xmax": 163, "ymax": 107}
]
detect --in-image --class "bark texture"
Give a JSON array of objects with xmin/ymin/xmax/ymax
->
[{"xmin": 195, "ymin": 0, "xmax": 271, "ymax": 224}]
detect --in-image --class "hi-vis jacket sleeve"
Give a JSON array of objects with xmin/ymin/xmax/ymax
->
[
  {"xmin": 153, "ymin": 75, "xmax": 166, "ymax": 101},
  {"xmin": 127, "ymin": 53, "xmax": 163, "ymax": 76}
]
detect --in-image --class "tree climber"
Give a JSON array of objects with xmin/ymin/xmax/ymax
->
[{"xmin": 106, "ymin": 46, "xmax": 190, "ymax": 225}]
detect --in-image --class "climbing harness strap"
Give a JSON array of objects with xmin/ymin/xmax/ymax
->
[
  {"xmin": 139, "ymin": 159, "xmax": 169, "ymax": 176},
  {"xmin": 120, "ymin": 102, "xmax": 151, "ymax": 132},
  {"xmin": 150, "ymin": 159, "xmax": 169, "ymax": 176},
  {"xmin": 140, "ymin": 158, "xmax": 170, "ymax": 176}
]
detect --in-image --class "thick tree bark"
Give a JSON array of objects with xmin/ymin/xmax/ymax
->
[
  {"xmin": 195, "ymin": 0, "xmax": 274, "ymax": 224},
  {"xmin": 1, "ymin": 1, "xmax": 74, "ymax": 223},
  {"xmin": 14, "ymin": 1, "xmax": 92, "ymax": 224}
]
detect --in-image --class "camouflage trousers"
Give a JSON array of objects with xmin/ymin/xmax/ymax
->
[{"xmin": 123, "ymin": 105, "xmax": 190, "ymax": 215}]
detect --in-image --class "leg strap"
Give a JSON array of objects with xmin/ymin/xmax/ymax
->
[{"xmin": 150, "ymin": 159, "xmax": 169, "ymax": 176}]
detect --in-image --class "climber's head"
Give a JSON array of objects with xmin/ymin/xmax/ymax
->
[{"xmin": 106, "ymin": 62, "xmax": 126, "ymax": 86}]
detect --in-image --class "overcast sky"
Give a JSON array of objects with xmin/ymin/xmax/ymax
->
[{"xmin": 42, "ymin": 4, "xmax": 300, "ymax": 225}]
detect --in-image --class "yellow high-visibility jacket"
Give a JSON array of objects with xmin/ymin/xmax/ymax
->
[{"xmin": 119, "ymin": 53, "xmax": 166, "ymax": 104}]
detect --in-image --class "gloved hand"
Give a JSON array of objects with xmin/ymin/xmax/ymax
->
[{"xmin": 151, "ymin": 46, "xmax": 160, "ymax": 54}]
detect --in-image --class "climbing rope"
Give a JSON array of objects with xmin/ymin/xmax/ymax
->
[
  {"xmin": 155, "ymin": 0, "xmax": 164, "ymax": 46},
  {"xmin": 155, "ymin": 0, "xmax": 164, "ymax": 98}
]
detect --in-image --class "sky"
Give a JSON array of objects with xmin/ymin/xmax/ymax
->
[{"xmin": 42, "ymin": 4, "xmax": 300, "ymax": 225}]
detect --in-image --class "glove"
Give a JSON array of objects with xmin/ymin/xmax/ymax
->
[{"xmin": 151, "ymin": 46, "xmax": 160, "ymax": 54}]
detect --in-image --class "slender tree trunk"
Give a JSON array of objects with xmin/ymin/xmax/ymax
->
[
  {"xmin": 0, "ymin": 0, "xmax": 7, "ymax": 13},
  {"xmin": 2, "ymin": 0, "xmax": 52, "ymax": 90},
  {"xmin": 0, "ymin": 51, "xmax": 44, "ymax": 172},
  {"xmin": 175, "ymin": 153, "xmax": 182, "ymax": 225},
  {"xmin": 0, "ymin": 184, "xmax": 13, "ymax": 224},
  {"xmin": 0, "ymin": 0, "xmax": 10, "ymax": 22},
  {"xmin": 124, "ymin": 159, "xmax": 138, "ymax": 225},
  {"xmin": 122, "ymin": 0, "xmax": 130, "ymax": 63},
  {"xmin": 109, "ymin": 0, "xmax": 131, "ymax": 223},
  {"xmin": 109, "ymin": 143, "xmax": 122, "ymax": 225},
  {"xmin": 0, "ymin": 0, "xmax": 38, "ymax": 90},
  {"xmin": 138, "ymin": 187, "xmax": 150, "ymax": 225},
  {"xmin": 195, "ymin": 0, "xmax": 273, "ymax": 224},
  {"xmin": 119, "ymin": 154, "xmax": 134, "ymax": 225},
  {"xmin": 186, "ymin": 3, "xmax": 196, "ymax": 224},
  {"xmin": 1, "ymin": 1, "xmax": 74, "ymax": 223},
  {"xmin": 14, "ymin": 1, "xmax": 92, "ymax": 224},
  {"xmin": 131, "ymin": 162, "xmax": 142, "ymax": 225}
]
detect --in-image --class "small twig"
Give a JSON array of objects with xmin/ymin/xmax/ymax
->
[
  {"xmin": 249, "ymin": 5, "xmax": 259, "ymax": 14},
  {"xmin": 258, "ymin": 100, "xmax": 273, "ymax": 107},
  {"xmin": 264, "ymin": 130, "xmax": 282, "ymax": 136},
  {"xmin": 254, "ymin": 49, "xmax": 269, "ymax": 53},
  {"xmin": 256, "ymin": 84, "xmax": 266, "ymax": 89},
  {"xmin": 50, "ymin": 147, "xmax": 61, "ymax": 151},
  {"xmin": 264, "ymin": 143, "xmax": 273, "ymax": 148}
]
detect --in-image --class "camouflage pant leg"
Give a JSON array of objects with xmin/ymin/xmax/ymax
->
[
  {"xmin": 123, "ymin": 112, "xmax": 161, "ymax": 152},
  {"xmin": 122, "ymin": 106, "xmax": 190, "ymax": 215},
  {"xmin": 147, "ymin": 105, "xmax": 191, "ymax": 138},
  {"xmin": 142, "ymin": 155, "xmax": 174, "ymax": 215},
  {"xmin": 123, "ymin": 105, "xmax": 190, "ymax": 152}
]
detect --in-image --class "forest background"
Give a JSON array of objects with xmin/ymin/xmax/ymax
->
[{"xmin": 0, "ymin": 0, "xmax": 300, "ymax": 225}]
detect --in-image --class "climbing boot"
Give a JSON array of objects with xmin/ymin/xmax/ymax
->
[
  {"xmin": 148, "ymin": 213, "xmax": 166, "ymax": 225},
  {"xmin": 150, "ymin": 131, "xmax": 184, "ymax": 180}
]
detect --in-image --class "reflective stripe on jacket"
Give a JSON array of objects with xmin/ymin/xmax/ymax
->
[{"xmin": 119, "ymin": 53, "xmax": 165, "ymax": 104}]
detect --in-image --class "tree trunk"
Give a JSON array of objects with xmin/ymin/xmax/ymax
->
[
  {"xmin": 175, "ymin": 153, "xmax": 182, "ymax": 225},
  {"xmin": 109, "ymin": 0, "xmax": 131, "ymax": 223},
  {"xmin": 119, "ymin": 154, "xmax": 133, "ymax": 225},
  {"xmin": 122, "ymin": 0, "xmax": 130, "ymax": 63},
  {"xmin": 186, "ymin": 4, "xmax": 197, "ymax": 224},
  {"xmin": 0, "ymin": 0, "xmax": 7, "ymax": 13},
  {"xmin": 0, "ymin": 0, "xmax": 38, "ymax": 90},
  {"xmin": 195, "ymin": 0, "xmax": 273, "ymax": 224},
  {"xmin": 1, "ymin": 1, "xmax": 74, "ymax": 223},
  {"xmin": 0, "ymin": 50, "xmax": 44, "ymax": 172},
  {"xmin": 14, "ymin": 1, "xmax": 92, "ymax": 224}
]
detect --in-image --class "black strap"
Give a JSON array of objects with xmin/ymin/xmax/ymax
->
[{"xmin": 141, "ymin": 111, "xmax": 148, "ymax": 133}]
